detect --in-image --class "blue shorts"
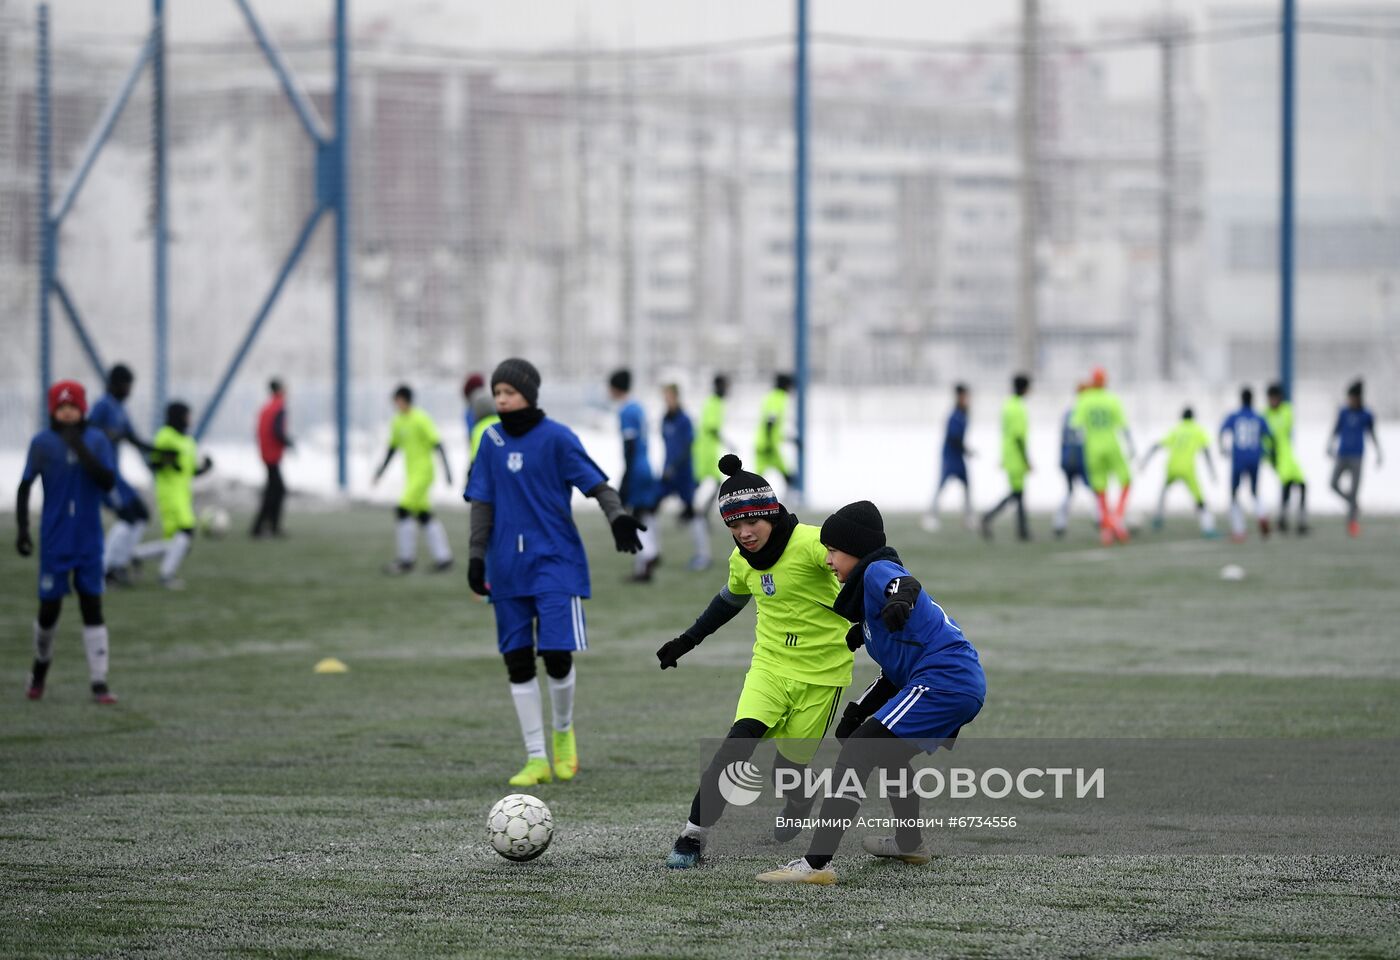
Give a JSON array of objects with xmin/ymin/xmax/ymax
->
[
  {"xmin": 939, "ymin": 458, "xmax": 967, "ymax": 484},
  {"xmin": 39, "ymin": 554, "xmax": 105, "ymax": 601},
  {"xmin": 1231, "ymin": 463, "xmax": 1260, "ymax": 495},
  {"xmin": 875, "ymin": 685, "xmax": 982, "ymax": 751},
  {"xmin": 492, "ymin": 593, "xmax": 588, "ymax": 654},
  {"xmin": 657, "ymin": 473, "xmax": 698, "ymax": 506}
]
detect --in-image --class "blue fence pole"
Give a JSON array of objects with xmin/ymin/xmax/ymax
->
[
  {"xmin": 52, "ymin": 279, "xmax": 109, "ymax": 381},
  {"xmin": 152, "ymin": 0, "xmax": 169, "ymax": 430},
  {"xmin": 334, "ymin": 0, "xmax": 350, "ymax": 491},
  {"xmin": 231, "ymin": 0, "xmax": 329, "ymax": 145},
  {"xmin": 792, "ymin": 0, "xmax": 809, "ymax": 497},
  {"xmin": 36, "ymin": 2, "xmax": 52, "ymax": 427},
  {"xmin": 1279, "ymin": 0, "xmax": 1295, "ymax": 400}
]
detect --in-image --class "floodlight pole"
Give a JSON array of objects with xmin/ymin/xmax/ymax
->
[
  {"xmin": 792, "ymin": 0, "xmax": 809, "ymax": 497},
  {"xmin": 1279, "ymin": 0, "xmax": 1296, "ymax": 399},
  {"xmin": 152, "ymin": 0, "xmax": 170, "ymax": 429}
]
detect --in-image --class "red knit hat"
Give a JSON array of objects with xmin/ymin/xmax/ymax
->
[{"xmin": 47, "ymin": 380, "xmax": 87, "ymax": 415}]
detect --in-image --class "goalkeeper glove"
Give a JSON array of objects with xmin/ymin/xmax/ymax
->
[
  {"xmin": 657, "ymin": 634, "xmax": 700, "ymax": 669},
  {"xmin": 611, "ymin": 514, "xmax": 646, "ymax": 553}
]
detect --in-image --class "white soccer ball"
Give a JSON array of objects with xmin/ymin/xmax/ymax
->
[
  {"xmin": 199, "ymin": 505, "xmax": 231, "ymax": 539},
  {"xmin": 1220, "ymin": 564, "xmax": 1246, "ymax": 582},
  {"xmin": 487, "ymin": 793, "xmax": 553, "ymax": 862}
]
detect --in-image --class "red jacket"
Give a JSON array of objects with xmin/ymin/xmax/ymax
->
[{"xmin": 257, "ymin": 395, "xmax": 289, "ymax": 465}]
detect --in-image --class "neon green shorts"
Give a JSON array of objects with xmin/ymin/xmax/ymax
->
[
  {"xmin": 1086, "ymin": 445, "xmax": 1131, "ymax": 493},
  {"xmin": 752, "ymin": 449, "xmax": 788, "ymax": 478},
  {"xmin": 399, "ymin": 474, "xmax": 433, "ymax": 514},
  {"xmin": 155, "ymin": 489, "xmax": 195, "ymax": 537},
  {"xmin": 1165, "ymin": 468, "xmax": 1203, "ymax": 504},
  {"xmin": 1273, "ymin": 455, "xmax": 1306, "ymax": 485},
  {"xmin": 735, "ymin": 667, "xmax": 843, "ymax": 764},
  {"xmin": 1004, "ymin": 462, "xmax": 1027, "ymax": 494}
]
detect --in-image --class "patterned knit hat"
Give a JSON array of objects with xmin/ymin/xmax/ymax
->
[{"xmin": 717, "ymin": 455, "xmax": 780, "ymax": 524}]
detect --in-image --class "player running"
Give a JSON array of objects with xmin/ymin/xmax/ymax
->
[
  {"xmin": 1328, "ymin": 380, "xmax": 1382, "ymax": 538},
  {"xmin": 657, "ymin": 456, "xmax": 851, "ymax": 868},
  {"xmin": 658, "ymin": 383, "xmax": 711, "ymax": 571},
  {"xmin": 87, "ymin": 364, "xmax": 154, "ymax": 585},
  {"xmin": 1071, "ymin": 367, "xmax": 1136, "ymax": 545},
  {"xmin": 923, "ymin": 383, "xmax": 973, "ymax": 533},
  {"xmin": 17, "ymin": 381, "xmax": 119, "ymax": 703},
  {"xmin": 1264, "ymin": 383, "xmax": 1308, "ymax": 535},
  {"xmin": 756, "ymin": 500, "xmax": 985, "ymax": 885},
  {"xmin": 373, "ymin": 385, "xmax": 454, "ymax": 574},
  {"xmin": 1052, "ymin": 384, "xmax": 1093, "ymax": 538},
  {"xmin": 466, "ymin": 358, "xmax": 646, "ymax": 786},
  {"xmin": 608, "ymin": 369, "xmax": 662, "ymax": 582},
  {"xmin": 981, "ymin": 374, "xmax": 1031, "ymax": 541},
  {"xmin": 755, "ymin": 372, "xmax": 795, "ymax": 488},
  {"xmin": 1219, "ymin": 388, "xmax": 1274, "ymax": 542},
  {"xmin": 141, "ymin": 402, "xmax": 214, "ymax": 589},
  {"xmin": 1140, "ymin": 407, "xmax": 1218, "ymax": 537}
]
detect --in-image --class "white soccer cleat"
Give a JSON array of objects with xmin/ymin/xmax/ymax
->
[
  {"xmin": 755, "ymin": 857, "xmax": 837, "ymax": 885},
  {"xmin": 920, "ymin": 514, "xmax": 941, "ymax": 533},
  {"xmin": 861, "ymin": 835, "xmax": 931, "ymax": 865}
]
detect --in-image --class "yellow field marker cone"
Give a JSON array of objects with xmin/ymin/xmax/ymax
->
[{"xmin": 314, "ymin": 657, "xmax": 349, "ymax": 674}]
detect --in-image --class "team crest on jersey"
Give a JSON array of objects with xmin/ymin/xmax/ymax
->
[
  {"xmin": 507, "ymin": 452, "xmax": 524, "ymax": 472},
  {"xmin": 761, "ymin": 573, "xmax": 776, "ymax": 596}
]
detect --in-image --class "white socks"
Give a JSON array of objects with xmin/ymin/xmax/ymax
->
[
  {"xmin": 34, "ymin": 621, "xmax": 55, "ymax": 662},
  {"xmin": 510, "ymin": 680, "xmax": 547, "ymax": 759},
  {"xmin": 105, "ymin": 521, "xmax": 131, "ymax": 572},
  {"xmin": 681, "ymin": 821, "xmax": 710, "ymax": 841},
  {"xmin": 688, "ymin": 517, "xmax": 710, "ymax": 566},
  {"xmin": 160, "ymin": 531, "xmax": 192, "ymax": 580},
  {"xmin": 396, "ymin": 518, "xmax": 417, "ymax": 565},
  {"xmin": 1230, "ymin": 503, "xmax": 1245, "ymax": 537},
  {"xmin": 83, "ymin": 626, "xmax": 109, "ymax": 684},
  {"xmin": 425, "ymin": 518, "xmax": 452, "ymax": 564},
  {"xmin": 547, "ymin": 667, "xmax": 576, "ymax": 732},
  {"xmin": 1198, "ymin": 507, "xmax": 1217, "ymax": 534},
  {"xmin": 1054, "ymin": 495, "xmax": 1071, "ymax": 532}
]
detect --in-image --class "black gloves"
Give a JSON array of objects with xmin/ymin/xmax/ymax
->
[
  {"xmin": 657, "ymin": 634, "xmax": 700, "ymax": 669},
  {"xmin": 834, "ymin": 702, "xmax": 866, "ymax": 743},
  {"xmin": 16, "ymin": 529, "xmax": 33, "ymax": 557},
  {"xmin": 879, "ymin": 575, "xmax": 922, "ymax": 632},
  {"xmin": 611, "ymin": 514, "xmax": 646, "ymax": 553},
  {"xmin": 880, "ymin": 598, "xmax": 912, "ymax": 632},
  {"xmin": 468, "ymin": 558, "xmax": 490, "ymax": 596},
  {"xmin": 845, "ymin": 622, "xmax": 866, "ymax": 652}
]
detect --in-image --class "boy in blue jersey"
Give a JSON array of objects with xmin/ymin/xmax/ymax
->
[
  {"xmin": 923, "ymin": 384, "xmax": 973, "ymax": 533},
  {"xmin": 658, "ymin": 383, "xmax": 711, "ymax": 571},
  {"xmin": 87, "ymin": 364, "xmax": 154, "ymax": 584},
  {"xmin": 466, "ymin": 359, "xmax": 646, "ymax": 786},
  {"xmin": 16, "ymin": 381, "xmax": 119, "ymax": 704},
  {"xmin": 1052, "ymin": 384, "xmax": 1094, "ymax": 538},
  {"xmin": 1219, "ymin": 387, "xmax": 1274, "ymax": 542},
  {"xmin": 758, "ymin": 500, "xmax": 985, "ymax": 885},
  {"xmin": 608, "ymin": 369, "xmax": 661, "ymax": 582},
  {"xmin": 1329, "ymin": 380, "xmax": 1383, "ymax": 537}
]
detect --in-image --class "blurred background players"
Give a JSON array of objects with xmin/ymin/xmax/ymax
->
[
  {"xmin": 251, "ymin": 378, "xmax": 293, "ymax": 539},
  {"xmin": 1264, "ymin": 383, "xmax": 1308, "ymax": 535},
  {"xmin": 1072, "ymin": 367, "xmax": 1135, "ymax": 546},
  {"xmin": 755, "ymin": 373, "xmax": 796, "ymax": 491},
  {"xmin": 1140, "ymin": 407, "xmax": 1218, "ymax": 537},
  {"xmin": 608, "ymin": 369, "xmax": 661, "ymax": 582},
  {"xmin": 373, "ymin": 385, "xmax": 454, "ymax": 574},
  {"xmin": 1219, "ymin": 388, "xmax": 1273, "ymax": 542},
  {"xmin": 981, "ymin": 373, "xmax": 1031, "ymax": 541},
  {"xmin": 16, "ymin": 381, "xmax": 118, "ymax": 703},
  {"xmin": 142, "ymin": 402, "xmax": 214, "ymax": 589},
  {"xmin": 463, "ymin": 372, "xmax": 499, "ymax": 475},
  {"xmin": 658, "ymin": 383, "xmax": 711, "ymax": 571},
  {"xmin": 88, "ymin": 364, "xmax": 154, "ymax": 585},
  {"xmin": 1052, "ymin": 383, "xmax": 1093, "ymax": 539},
  {"xmin": 692, "ymin": 374, "xmax": 732, "ymax": 508},
  {"xmin": 1329, "ymin": 380, "xmax": 1383, "ymax": 537},
  {"xmin": 922, "ymin": 383, "xmax": 972, "ymax": 533}
]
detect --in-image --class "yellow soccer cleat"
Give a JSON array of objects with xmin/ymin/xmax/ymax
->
[
  {"xmin": 756, "ymin": 858, "xmax": 837, "ymax": 885},
  {"xmin": 861, "ymin": 835, "xmax": 931, "ymax": 865},
  {"xmin": 508, "ymin": 757, "xmax": 553, "ymax": 787},
  {"xmin": 552, "ymin": 727, "xmax": 579, "ymax": 781}
]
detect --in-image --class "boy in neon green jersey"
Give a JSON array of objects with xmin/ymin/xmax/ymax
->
[
  {"xmin": 1071, "ymin": 366, "xmax": 1136, "ymax": 545},
  {"xmin": 754, "ymin": 373, "xmax": 794, "ymax": 486},
  {"xmin": 146, "ymin": 402, "xmax": 213, "ymax": 590},
  {"xmin": 1264, "ymin": 382, "xmax": 1308, "ymax": 534},
  {"xmin": 1140, "ymin": 407, "xmax": 1218, "ymax": 537},
  {"xmin": 656, "ymin": 455, "xmax": 852, "ymax": 867},
  {"xmin": 981, "ymin": 373, "xmax": 1032, "ymax": 541},
  {"xmin": 373, "ymin": 384, "xmax": 455, "ymax": 574}
]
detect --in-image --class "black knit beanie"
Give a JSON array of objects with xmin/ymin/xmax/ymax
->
[
  {"xmin": 820, "ymin": 500, "xmax": 886, "ymax": 558},
  {"xmin": 491, "ymin": 358, "xmax": 541, "ymax": 407},
  {"xmin": 717, "ymin": 455, "xmax": 781, "ymax": 524}
]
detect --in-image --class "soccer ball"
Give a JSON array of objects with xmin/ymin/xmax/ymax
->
[
  {"xmin": 199, "ymin": 505, "xmax": 231, "ymax": 539},
  {"xmin": 487, "ymin": 793, "xmax": 553, "ymax": 862}
]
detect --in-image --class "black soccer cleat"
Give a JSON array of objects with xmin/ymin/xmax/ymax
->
[{"xmin": 666, "ymin": 835, "xmax": 705, "ymax": 869}]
